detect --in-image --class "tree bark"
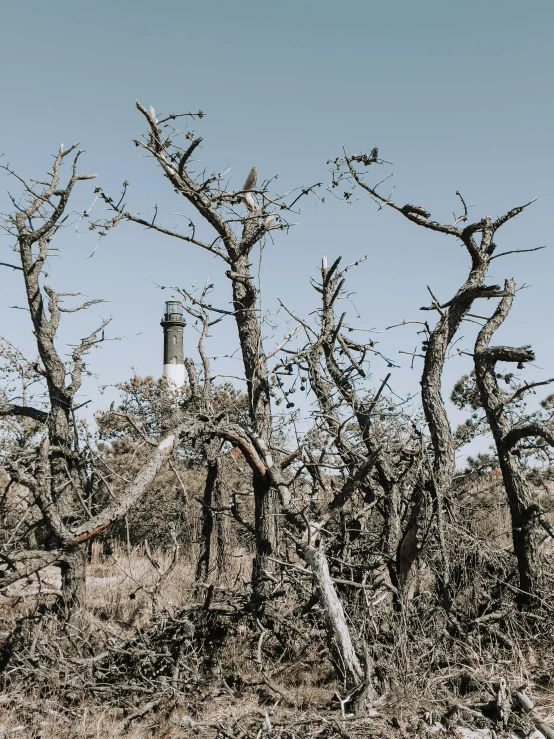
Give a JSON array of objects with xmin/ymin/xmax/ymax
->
[
  {"xmin": 196, "ymin": 456, "xmax": 218, "ymax": 582},
  {"xmin": 420, "ymin": 226, "xmax": 493, "ymax": 606},
  {"xmin": 250, "ymin": 476, "xmax": 279, "ymax": 607},
  {"xmin": 229, "ymin": 254, "xmax": 279, "ymax": 603},
  {"xmin": 58, "ymin": 547, "xmax": 87, "ymax": 614},
  {"xmin": 196, "ymin": 445, "xmax": 230, "ymax": 584},
  {"xmin": 473, "ymin": 280, "xmax": 543, "ymax": 607},
  {"xmin": 497, "ymin": 450, "xmax": 542, "ymax": 606},
  {"xmin": 302, "ymin": 544, "xmax": 365, "ymax": 693}
]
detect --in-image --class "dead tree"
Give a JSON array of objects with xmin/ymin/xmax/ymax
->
[
  {"xmin": 277, "ymin": 256, "xmax": 425, "ymax": 604},
  {"xmin": 0, "ymin": 147, "xmax": 186, "ymax": 609},
  {"xmin": 473, "ymin": 278, "xmax": 554, "ymax": 607},
  {"xmin": 334, "ymin": 151, "xmax": 539, "ymax": 606},
  {"xmin": 93, "ymin": 105, "xmax": 390, "ymax": 697},
  {"xmin": 179, "ymin": 284, "xmax": 231, "ymax": 582},
  {"xmin": 94, "ymin": 101, "xmax": 321, "ymax": 603}
]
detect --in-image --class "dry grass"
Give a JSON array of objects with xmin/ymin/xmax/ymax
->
[{"xmin": 2, "ymin": 483, "xmax": 554, "ymax": 738}]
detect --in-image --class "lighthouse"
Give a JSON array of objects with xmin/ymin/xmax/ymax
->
[{"xmin": 161, "ymin": 299, "xmax": 186, "ymax": 386}]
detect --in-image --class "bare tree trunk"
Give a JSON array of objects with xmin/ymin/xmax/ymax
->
[
  {"xmin": 196, "ymin": 447, "xmax": 230, "ymax": 583},
  {"xmin": 302, "ymin": 544, "xmax": 365, "ymax": 693},
  {"xmin": 250, "ymin": 476, "xmax": 279, "ymax": 607},
  {"xmin": 59, "ymin": 547, "xmax": 86, "ymax": 614},
  {"xmin": 230, "ymin": 254, "xmax": 279, "ymax": 603},
  {"xmin": 395, "ymin": 484, "xmax": 426, "ymax": 604},
  {"xmin": 214, "ymin": 480, "xmax": 229, "ymax": 578},
  {"xmin": 44, "ymin": 398, "xmax": 85, "ymax": 605},
  {"xmin": 497, "ymin": 450, "xmax": 542, "ymax": 606},
  {"xmin": 196, "ymin": 456, "xmax": 219, "ymax": 582},
  {"xmin": 473, "ymin": 279, "xmax": 544, "ymax": 607},
  {"xmin": 417, "ymin": 224, "xmax": 496, "ymax": 607}
]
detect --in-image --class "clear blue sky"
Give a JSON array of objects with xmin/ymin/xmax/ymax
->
[{"xmin": 1, "ymin": 0, "xmax": 553, "ymax": 458}]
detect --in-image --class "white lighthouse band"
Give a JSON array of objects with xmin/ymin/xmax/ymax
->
[
  {"xmin": 161, "ymin": 300, "xmax": 186, "ymax": 386},
  {"xmin": 163, "ymin": 361, "xmax": 186, "ymax": 386}
]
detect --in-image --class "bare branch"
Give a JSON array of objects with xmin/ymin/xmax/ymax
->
[
  {"xmin": 490, "ymin": 245, "xmax": 546, "ymax": 261},
  {"xmin": 506, "ymin": 378, "xmax": 554, "ymax": 405},
  {"xmin": 503, "ymin": 423, "xmax": 554, "ymax": 451}
]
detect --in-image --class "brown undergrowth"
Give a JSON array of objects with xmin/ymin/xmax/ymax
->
[{"xmin": 1, "ymin": 488, "xmax": 554, "ymax": 738}]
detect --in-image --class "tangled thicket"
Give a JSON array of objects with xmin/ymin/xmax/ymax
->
[{"xmin": 1, "ymin": 102, "xmax": 554, "ymax": 738}]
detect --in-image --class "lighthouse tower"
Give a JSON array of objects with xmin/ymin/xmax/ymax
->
[{"xmin": 161, "ymin": 299, "xmax": 186, "ymax": 386}]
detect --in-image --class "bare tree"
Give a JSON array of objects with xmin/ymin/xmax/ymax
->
[
  {"xmin": 473, "ymin": 278, "xmax": 554, "ymax": 606},
  {"xmin": 91, "ymin": 103, "xmax": 553, "ymax": 704},
  {"xmin": 333, "ymin": 149, "xmax": 546, "ymax": 606},
  {"xmin": 94, "ymin": 102, "xmax": 323, "ymax": 605},
  {"xmin": 180, "ymin": 284, "xmax": 236, "ymax": 582},
  {"xmin": 2, "ymin": 109, "xmax": 554, "ymax": 732},
  {"xmin": 0, "ymin": 147, "xmax": 186, "ymax": 609},
  {"xmin": 276, "ymin": 256, "xmax": 425, "ymax": 605},
  {"xmin": 93, "ymin": 104, "xmax": 398, "ymax": 701}
]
